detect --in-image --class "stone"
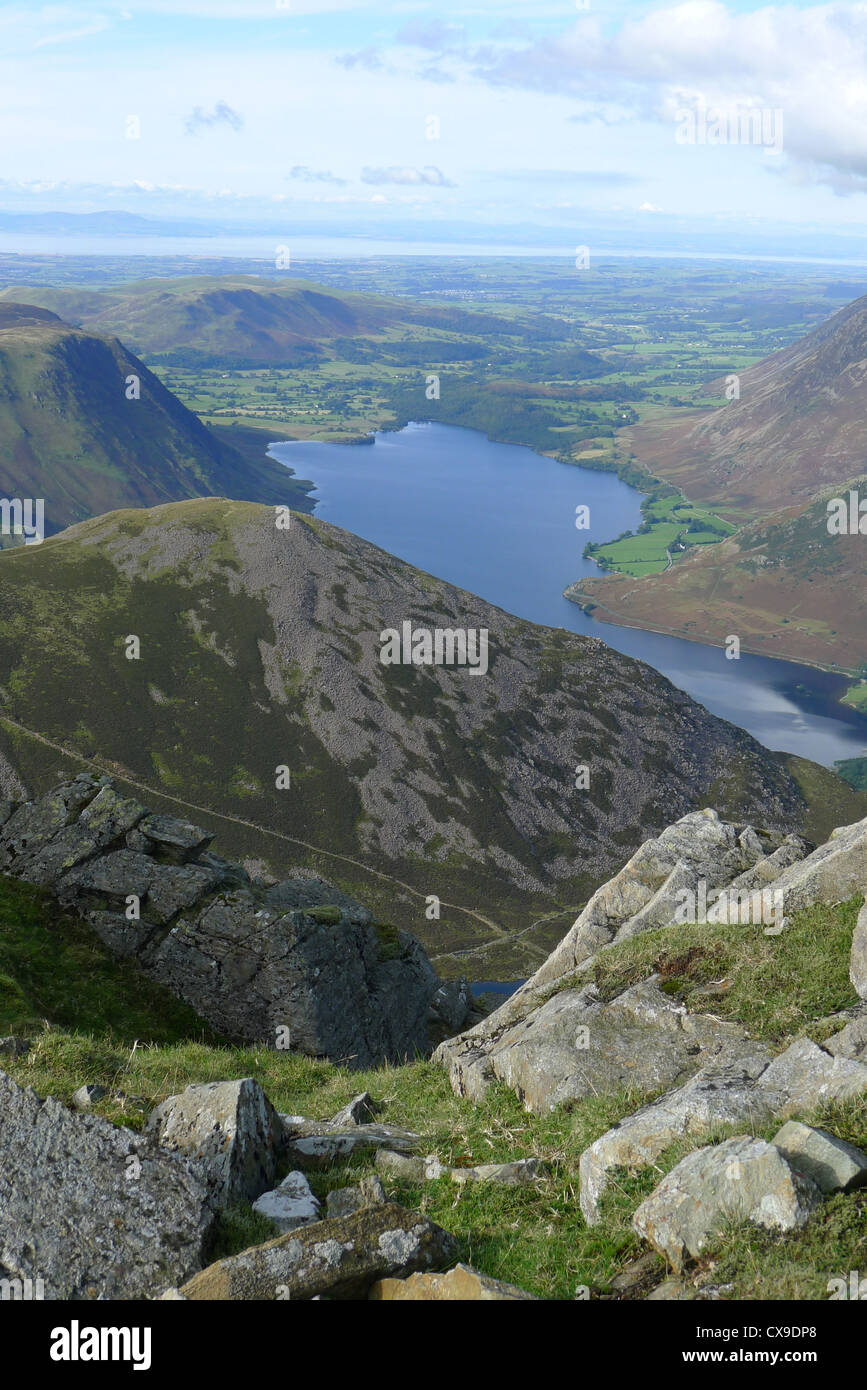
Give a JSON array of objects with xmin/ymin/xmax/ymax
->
[
  {"xmin": 579, "ymin": 1048, "xmax": 775, "ymax": 1225},
  {"xmin": 0, "ymin": 1069, "xmax": 212, "ymax": 1299},
  {"xmin": 326, "ymin": 1175, "xmax": 385, "ymax": 1219},
  {"xmin": 646, "ymin": 1280, "xmax": 698, "ymax": 1301},
  {"xmin": 147, "ymin": 1078, "xmax": 282, "ymax": 1206},
  {"xmin": 438, "ymin": 975, "xmax": 764, "ymax": 1114},
  {"xmin": 825, "ymin": 1008, "xmax": 867, "ymax": 1062},
  {"xmin": 761, "ymin": 817, "xmax": 867, "ymax": 919},
  {"xmin": 135, "ymin": 812, "xmax": 213, "ymax": 863},
  {"xmin": 0, "ymin": 1036, "xmax": 30, "ymax": 1057},
  {"xmin": 281, "ymin": 1119, "xmax": 422, "ymax": 1169},
  {"xmin": 71, "ymin": 1084, "xmax": 107, "ymax": 1110},
  {"xmin": 770, "ymin": 1121, "xmax": 867, "ymax": 1194},
  {"xmin": 374, "ymin": 1150, "xmax": 427, "ymax": 1180},
  {"xmin": 758, "ymin": 1036, "xmax": 867, "ymax": 1115},
  {"xmin": 632, "ymin": 1136, "xmax": 823, "ymax": 1270},
  {"xmin": 179, "ymin": 1203, "xmax": 458, "ymax": 1301},
  {"xmin": 330, "ymin": 1092, "xmax": 380, "ymax": 1127},
  {"xmin": 369, "ymin": 1263, "xmax": 537, "ymax": 1300},
  {"xmin": 851, "ymin": 898, "xmax": 867, "ymax": 999},
  {"xmin": 252, "ymin": 1172, "xmax": 321, "ymax": 1232},
  {"xmin": 451, "ymin": 1158, "xmax": 544, "ymax": 1186}
]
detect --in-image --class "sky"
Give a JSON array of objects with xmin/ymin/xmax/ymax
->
[{"xmin": 2, "ymin": 0, "xmax": 867, "ymax": 254}]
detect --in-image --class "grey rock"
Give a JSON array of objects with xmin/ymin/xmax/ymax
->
[
  {"xmin": 579, "ymin": 1048, "xmax": 775, "ymax": 1225},
  {"xmin": 825, "ymin": 1007, "xmax": 867, "ymax": 1062},
  {"xmin": 147, "ymin": 1078, "xmax": 282, "ymax": 1206},
  {"xmin": 252, "ymin": 1172, "xmax": 321, "ymax": 1232},
  {"xmin": 179, "ymin": 1202, "xmax": 458, "ymax": 1301},
  {"xmin": 135, "ymin": 812, "xmax": 213, "ymax": 863},
  {"xmin": 851, "ymin": 898, "xmax": 867, "ymax": 999},
  {"xmin": 374, "ymin": 1150, "xmax": 427, "ymax": 1180},
  {"xmin": 438, "ymin": 976, "xmax": 764, "ymax": 1115},
  {"xmin": 451, "ymin": 1157, "xmax": 544, "ymax": 1186},
  {"xmin": 281, "ymin": 1118, "xmax": 422, "ymax": 1169},
  {"xmin": 0, "ymin": 1069, "xmax": 212, "ymax": 1299},
  {"xmin": 330, "ymin": 1092, "xmax": 380, "ymax": 1127},
  {"xmin": 0, "ymin": 779, "xmax": 439, "ymax": 1068},
  {"xmin": 0, "ymin": 1036, "xmax": 30, "ymax": 1057},
  {"xmin": 762, "ymin": 817, "xmax": 867, "ymax": 919},
  {"xmin": 71, "ymin": 1084, "xmax": 107, "ymax": 1110},
  {"xmin": 770, "ymin": 1121, "xmax": 867, "ymax": 1194},
  {"xmin": 758, "ymin": 1036, "xmax": 867, "ymax": 1114},
  {"xmin": 632, "ymin": 1136, "xmax": 823, "ymax": 1270},
  {"xmin": 326, "ymin": 1175, "xmax": 386, "ymax": 1219}
]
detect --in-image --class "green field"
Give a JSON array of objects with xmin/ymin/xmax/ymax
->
[{"xmin": 585, "ymin": 492, "xmax": 737, "ymax": 577}]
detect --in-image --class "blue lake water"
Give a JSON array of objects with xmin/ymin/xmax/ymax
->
[{"xmin": 269, "ymin": 422, "xmax": 867, "ymax": 767}]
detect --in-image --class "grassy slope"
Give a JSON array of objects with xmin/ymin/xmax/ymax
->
[
  {"xmin": 2, "ymin": 874, "xmax": 864, "ymax": 1300},
  {"xmin": 0, "ymin": 306, "xmax": 310, "ymax": 536}
]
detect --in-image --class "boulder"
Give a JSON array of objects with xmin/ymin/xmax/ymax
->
[
  {"xmin": 179, "ymin": 1203, "xmax": 458, "ymax": 1300},
  {"xmin": 760, "ymin": 817, "xmax": 867, "ymax": 919},
  {"xmin": 326, "ymin": 1175, "xmax": 386, "ymax": 1219},
  {"xmin": 579, "ymin": 1048, "xmax": 774, "ymax": 1225},
  {"xmin": 370, "ymin": 1263, "xmax": 537, "ymax": 1300},
  {"xmin": 851, "ymin": 898, "xmax": 867, "ymax": 999},
  {"xmin": 0, "ymin": 1036, "xmax": 30, "ymax": 1057},
  {"xmin": 0, "ymin": 1069, "xmax": 212, "ymax": 1299},
  {"xmin": 438, "ymin": 976, "xmax": 766, "ymax": 1114},
  {"xmin": 757, "ymin": 1036, "xmax": 867, "ymax": 1115},
  {"xmin": 770, "ymin": 1121, "xmax": 867, "ymax": 1194},
  {"xmin": 252, "ymin": 1172, "xmax": 321, "ymax": 1232},
  {"xmin": 632, "ymin": 1136, "xmax": 823, "ymax": 1270},
  {"xmin": 147, "ymin": 1078, "xmax": 282, "ymax": 1206}
]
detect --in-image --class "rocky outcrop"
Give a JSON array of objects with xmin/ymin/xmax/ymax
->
[
  {"xmin": 770, "ymin": 1121, "xmax": 867, "ymax": 1195},
  {"xmin": 632, "ymin": 1137, "xmax": 823, "ymax": 1270},
  {"xmin": 0, "ymin": 774, "xmax": 438, "ymax": 1066},
  {"xmin": 179, "ymin": 1203, "xmax": 458, "ymax": 1300},
  {"xmin": 0, "ymin": 1069, "xmax": 213, "ymax": 1300},
  {"xmin": 436, "ymin": 809, "xmax": 867, "ymax": 1231}
]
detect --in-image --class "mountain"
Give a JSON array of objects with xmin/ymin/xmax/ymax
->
[
  {"xmin": 0, "ymin": 497, "xmax": 860, "ymax": 978},
  {"xmin": 569, "ymin": 482, "xmax": 867, "ymax": 675},
  {"xmin": 0, "ymin": 302, "xmax": 308, "ymax": 536},
  {"xmin": 625, "ymin": 291, "xmax": 867, "ymax": 514},
  {"xmin": 0, "ymin": 276, "xmax": 593, "ymax": 369},
  {"xmin": 571, "ymin": 293, "xmax": 867, "ymax": 681}
]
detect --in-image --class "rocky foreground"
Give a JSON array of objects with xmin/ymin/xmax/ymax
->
[
  {"xmin": 0, "ymin": 773, "xmax": 477, "ymax": 1065},
  {"xmin": 1, "ymin": 802, "xmax": 866, "ymax": 1299}
]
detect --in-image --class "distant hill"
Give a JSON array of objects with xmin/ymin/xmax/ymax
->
[
  {"xmin": 0, "ymin": 276, "xmax": 601, "ymax": 370},
  {"xmin": 0, "ymin": 497, "xmax": 860, "ymax": 977},
  {"xmin": 0, "ymin": 302, "xmax": 308, "ymax": 536}
]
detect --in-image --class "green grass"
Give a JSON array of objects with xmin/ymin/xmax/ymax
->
[{"xmin": 2, "ymin": 882, "xmax": 866, "ymax": 1296}]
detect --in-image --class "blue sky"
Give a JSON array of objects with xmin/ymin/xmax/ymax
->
[{"xmin": 2, "ymin": 0, "xmax": 867, "ymax": 252}]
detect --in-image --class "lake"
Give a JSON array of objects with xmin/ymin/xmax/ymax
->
[{"xmin": 269, "ymin": 422, "xmax": 867, "ymax": 767}]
